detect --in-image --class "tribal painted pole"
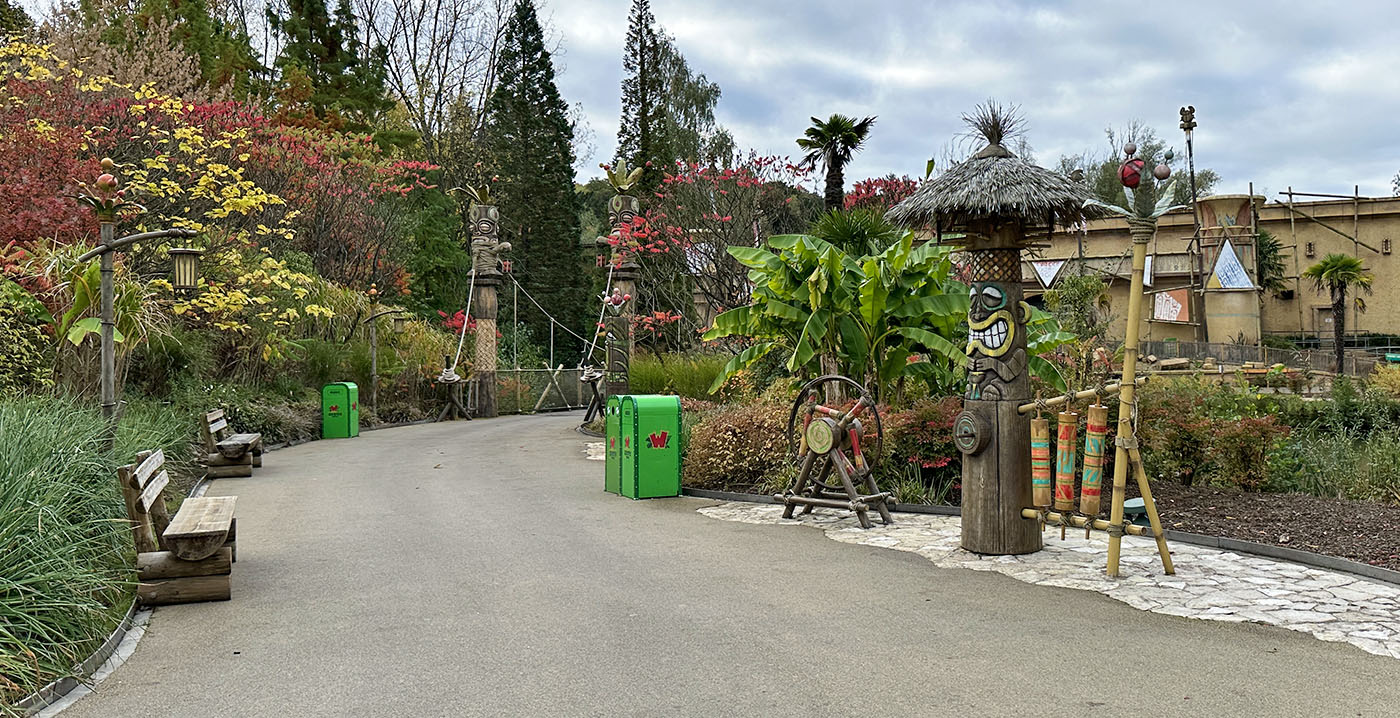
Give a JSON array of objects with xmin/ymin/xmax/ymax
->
[
  {"xmin": 602, "ymin": 193, "xmax": 640, "ymax": 397},
  {"xmin": 955, "ymin": 239, "xmax": 1041, "ymax": 555},
  {"xmin": 1054, "ymin": 411, "xmax": 1079, "ymax": 511},
  {"xmin": 1079, "ymin": 404, "xmax": 1109, "ymax": 515},
  {"xmin": 469, "ymin": 201, "xmax": 509, "ymax": 418},
  {"xmin": 1030, "ymin": 416, "xmax": 1052, "ymax": 508}
]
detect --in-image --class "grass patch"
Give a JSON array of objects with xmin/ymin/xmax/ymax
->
[
  {"xmin": 629, "ymin": 353, "xmax": 729, "ymax": 400},
  {"xmin": 0, "ymin": 394, "xmax": 191, "ymax": 709}
]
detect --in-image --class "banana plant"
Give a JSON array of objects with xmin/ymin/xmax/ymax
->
[{"xmin": 704, "ymin": 231, "xmax": 1077, "ymax": 400}]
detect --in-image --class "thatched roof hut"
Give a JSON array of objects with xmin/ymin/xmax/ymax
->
[{"xmin": 887, "ymin": 104, "xmax": 1098, "ymax": 243}]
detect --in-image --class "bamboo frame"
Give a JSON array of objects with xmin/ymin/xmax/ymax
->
[
  {"xmin": 1016, "ymin": 378, "xmax": 1145, "ymax": 415},
  {"xmin": 1020, "ymin": 508, "xmax": 1154, "ymax": 537}
]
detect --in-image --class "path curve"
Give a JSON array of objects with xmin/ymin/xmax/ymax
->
[{"xmin": 62, "ymin": 414, "xmax": 1400, "ymax": 717}]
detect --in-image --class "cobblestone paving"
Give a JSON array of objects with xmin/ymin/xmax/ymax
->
[{"xmin": 699, "ymin": 501, "xmax": 1400, "ymax": 660}]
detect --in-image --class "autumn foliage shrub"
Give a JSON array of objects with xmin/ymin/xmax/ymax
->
[
  {"xmin": 877, "ymin": 396, "xmax": 963, "ymax": 492},
  {"xmin": 681, "ymin": 401, "xmax": 789, "ymax": 491}
]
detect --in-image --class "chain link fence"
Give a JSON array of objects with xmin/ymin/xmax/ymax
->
[{"xmin": 1141, "ymin": 340, "xmax": 1380, "ymax": 376}]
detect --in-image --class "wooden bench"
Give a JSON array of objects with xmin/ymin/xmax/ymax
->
[
  {"xmin": 118, "ymin": 449, "xmax": 237, "ymax": 605},
  {"xmin": 201, "ymin": 409, "xmax": 263, "ymax": 478}
]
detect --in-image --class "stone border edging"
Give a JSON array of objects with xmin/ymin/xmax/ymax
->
[
  {"xmin": 679, "ymin": 487, "xmax": 1400, "ymax": 587},
  {"xmin": 14, "ymin": 599, "xmax": 140, "ymax": 716}
]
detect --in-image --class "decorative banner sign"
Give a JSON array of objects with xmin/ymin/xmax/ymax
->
[
  {"xmin": 1143, "ymin": 255, "xmax": 1154, "ymax": 288},
  {"xmin": 1151, "ymin": 288, "xmax": 1191, "ymax": 323},
  {"xmin": 1031, "ymin": 259, "xmax": 1066, "ymax": 287},
  {"xmin": 1206, "ymin": 239, "xmax": 1254, "ymax": 290}
]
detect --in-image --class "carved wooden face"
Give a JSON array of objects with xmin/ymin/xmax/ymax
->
[
  {"xmin": 608, "ymin": 194, "xmax": 639, "ymax": 229},
  {"xmin": 470, "ymin": 205, "xmax": 499, "ymax": 241},
  {"xmin": 966, "ymin": 282, "xmax": 1015, "ymax": 358}
]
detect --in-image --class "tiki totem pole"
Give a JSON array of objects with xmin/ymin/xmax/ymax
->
[
  {"xmin": 954, "ymin": 238, "xmax": 1042, "ymax": 555},
  {"xmin": 600, "ymin": 192, "xmax": 640, "ymax": 397},
  {"xmin": 469, "ymin": 202, "xmax": 510, "ymax": 418}
]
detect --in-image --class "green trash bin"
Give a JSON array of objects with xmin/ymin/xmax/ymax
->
[
  {"xmin": 618, "ymin": 394, "xmax": 682, "ymax": 499},
  {"xmin": 322, "ymin": 382, "xmax": 360, "ymax": 439},
  {"xmin": 604, "ymin": 395, "xmax": 623, "ymax": 494}
]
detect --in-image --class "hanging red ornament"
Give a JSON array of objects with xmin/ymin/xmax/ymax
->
[{"xmin": 1119, "ymin": 158, "xmax": 1146, "ymax": 189}]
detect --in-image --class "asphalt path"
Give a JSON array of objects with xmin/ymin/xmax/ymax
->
[{"xmin": 63, "ymin": 413, "xmax": 1400, "ymax": 717}]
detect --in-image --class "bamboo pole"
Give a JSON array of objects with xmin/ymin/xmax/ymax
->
[
  {"xmin": 1129, "ymin": 446, "xmax": 1176, "ymax": 574},
  {"xmin": 1079, "ymin": 404, "xmax": 1109, "ymax": 516},
  {"xmin": 99, "ymin": 220, "xmax": 116, "ymax": 450},
  {"xmin": 1016, "ymin": 378, "xmax": 1144, "ymax": 414},
  {"xmin": 1053, "ymin": 411, "xmax": 1078, "ymax": 511},
  {"xmin": 1106, "ymin": 218, "xmax": 1154, "ymax": 576},
  {"xmin": 1030, "ymin": 416, "xmax": 1052, "ymax": 508},
  {"xmin": 1019, "ymin": 508, "xmax": 1154, "ymax": 537}
]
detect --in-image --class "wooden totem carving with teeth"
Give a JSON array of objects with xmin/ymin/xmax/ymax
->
[{"xmin": 965, "ymin": 275, "xmax": 1030, "ymax": 401}]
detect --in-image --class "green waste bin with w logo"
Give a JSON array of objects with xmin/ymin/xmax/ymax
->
[
  {"xmin": 322, "ymin": 382, "xmax": 360, "ymax": 439},
  {"xmin": 617, "ymin": 395, "xmax": 681, "ymax": 499}
]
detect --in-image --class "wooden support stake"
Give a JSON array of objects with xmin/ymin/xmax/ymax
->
[
  {"xmin": 1030, "ymin": 417, "xmax": 1052, "ymax": 508},
  {"xmin": 1129, "ymin": 446, "xmax": 1176, "ymax": 575}
]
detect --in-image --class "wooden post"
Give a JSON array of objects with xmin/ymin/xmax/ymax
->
[
  {"xmin": 368, "ymin": 290, "xmax": 379, "ymax": 412},
  {"xmin": 468, "ymin": 203, "xmax": 507, "ymax": 418},
  {"xmin": 956, "ymin": 236, "xmax": 1041, "ymax": 555},
  {"xmin": 605, "ymin": 264, "xmax": 637, "ymax": 398},
  {"xmin": 473, "ymin": 274, "xmax": 501, "ymax": 418},
  {"xmin": 1053, "ymin": 411, "xmax": 1078, "ymax": 511},
  {"xmin": 1079, "ymin": 404, "xmax": 1109, "ymax": 516}
]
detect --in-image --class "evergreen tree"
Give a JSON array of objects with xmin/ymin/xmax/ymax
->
[
  {"xmin": 616, "ymin": 1, "xmax": 732, "ymax": 185},
  {"xmin": 616, "ymin": 0, "xmax": 663, "ymax": 190},
  {"xmin": 270, "ymin": 0, "xmax": 391, "ymax": 131},
  {"xmin": 483, "ymin": 0, "xmax": 587, "ymax": 357},
  {"xmin": 1, "ymin": 0, "xmax": 32, "ymax": 33}
]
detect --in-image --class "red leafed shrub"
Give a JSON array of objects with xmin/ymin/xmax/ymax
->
[
  {"xmin": 844, "ymin": 175, "xmax": 919, "ymax": 211},
  {"xmin": 682, "ymin": 401, "xmax": 790, "ymax": 490},
  {"xmin": 879, "ymin": 396, "xmax": 963, "ymax": 486}
]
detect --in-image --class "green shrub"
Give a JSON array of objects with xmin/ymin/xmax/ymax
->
[
  {"xmin": 681, "ymin": 401, "xmax": 789, "ymax": 490},
  {"xmin": 630, "ymin": 353, "xmax": 730, "ymax": 400},
  {"xmin": 1210, "ymin": 416, "xmax": 1290, "ymax": 491},
  {"xmin": 0, "ymin": 394, "xmax": 193, "ymax": 705},
  {"xmin": 0, "ymin": 297, "xmax": 52, "ymax": 396},
  {"xmin": 876, "ymin": 397, "xmax": 963, "ymax": 504}
]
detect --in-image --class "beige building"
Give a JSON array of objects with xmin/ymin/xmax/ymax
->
[{"xmin": 1022, "ymin": 193, "xmax": 1400, "ymax": 344}]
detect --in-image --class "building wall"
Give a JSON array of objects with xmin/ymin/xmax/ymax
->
[{"xmin": 1025, "ymin": 195, "xmax": 1400, "ymax": 342}]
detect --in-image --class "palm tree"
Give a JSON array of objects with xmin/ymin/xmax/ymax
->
[
  {"xmin": 1303, "ymin": 253, "xmax": 1373, "ymax": 374},
  {"xmin": 797, "ymin": 114, "xmax": 876, "ymax": 211}
]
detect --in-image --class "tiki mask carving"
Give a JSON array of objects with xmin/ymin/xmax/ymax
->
[
  {"xmin": 608, "ymin": 194, "xmax": 640, "ymax": 231},
  {"xmin": 469, "ymin": 204, "xmax": 509, "ymax": 274},
  {"xmin": 964, "ymin": 249, "xmax": 1030, "ymax": 401}
]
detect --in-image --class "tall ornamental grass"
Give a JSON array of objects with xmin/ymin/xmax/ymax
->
[{"xmin": 0, "ymin": 395, "xmax": 188, "ymax": 709}]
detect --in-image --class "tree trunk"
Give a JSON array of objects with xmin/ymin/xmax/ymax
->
[
  {"xmin": 824, "ymin": 162, "xmax": 844, "ymax": 211},
  {"xmin": 1333, "ymin": 288, "xmax": 1346, "ymax": 375}
]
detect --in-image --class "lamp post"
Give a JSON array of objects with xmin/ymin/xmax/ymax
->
[
  {"xmin": 362, "ymin": 283, "xmax": 409, "ymax": 413},
  {"xmin": 75, "ymin": 158, "xmax": 198, "ymax": 448}
]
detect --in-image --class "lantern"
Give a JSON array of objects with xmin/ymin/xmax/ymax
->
[
  {"xmin": 393, "ymin": 315, "xmax": 407, "ymax": 334},
  {"xmin": 167, "ymin": 248, "xmax": 203, "ymax": 290}
]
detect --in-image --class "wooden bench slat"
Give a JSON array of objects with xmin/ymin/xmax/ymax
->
[
  {"xmin": 217, "ymin": 433, "xmax": 260, "ymax": 449},
  {"xmin": 166, "ymin": 496, "xmax": 237, "ymax": 538},
  {"xmin": 137, "ymin": 470, "xmax": 170, "ymax": 513},
  {"xmin": 206, "ymin": 409, "xmax": 225, "ymax": 422},
  {"xmin": 133, "ymin": 449, "xmax": 165, "ymax": 489},
  {"xmin": 208, "ymin": 417, "xmax": 229, "ymax": 434}
]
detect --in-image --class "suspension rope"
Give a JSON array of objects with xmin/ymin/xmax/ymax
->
[
  {"xmin": 581, "ymin": 262, "xmax": 616, "ymax": 366},
  {"xmin": 447, "ymin": 270, "xmax": 478, "ymax": 374},
  {"xmin": 504, "ymin": 272, "xmax": 595, "ymax": 349}
]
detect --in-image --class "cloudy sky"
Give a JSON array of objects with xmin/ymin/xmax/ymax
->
[{"xmin": 549, "ymin": 0, "xmax": 1400, "ymax": 199}]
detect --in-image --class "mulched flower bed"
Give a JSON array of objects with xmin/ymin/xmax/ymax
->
[{"xmin": 1124, "ymin": 480, "xmax": 1400, "ymax": 572}]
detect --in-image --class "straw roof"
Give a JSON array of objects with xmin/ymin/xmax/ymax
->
[{"xmin": 886, "ymin": 104, "xmax": 1098, "ymax": 233}]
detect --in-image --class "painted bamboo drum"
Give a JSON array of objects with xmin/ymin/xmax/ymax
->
[
  {"xmin": 1079, "ymin": 404, "xmax": 1109, "ymax": 516},
  {"xmin": 1030, "ymin": 417, "xmax": 1052, "ymax": 508},
  {"xmin": 1054, "ymin": 411, "xmax": 1078, "ymax": 511}
]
